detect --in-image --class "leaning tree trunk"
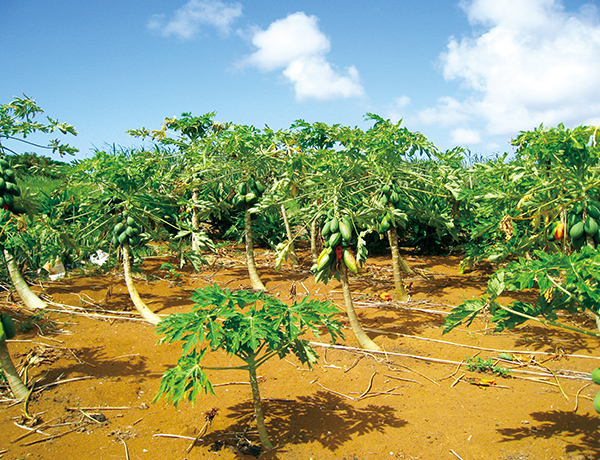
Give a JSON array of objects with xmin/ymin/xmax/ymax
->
[
  {"xmin": 244, "ymin": 211, "xmax": 266, "ymax": 291},
  {"xmin": 339, "ymin": 264, "xmax": 380, "ymax": 351},
  {"xmin": 4, "ymin": 250, "xmax": 46, "ymax": 310},
  {"xmin": 280, "ymin": 204, "xmax": 298, "ymax": 265},
  {"xmin": 386, "ymin": 227, "xmax": 411, "ymax": 301},
  {"xmin": 121, "ymin": 244, "xmax": 161, "ymax": 325},
  {"xmin": 0, "ymin": 340, "xmax": 29, "ymax": 399}
]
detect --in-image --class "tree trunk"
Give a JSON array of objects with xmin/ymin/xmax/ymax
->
[
  {"xmin": 280, "ymin": 204, "xmax": 298, "ymax": 265},
  {"xmin": 310, "ymin": 219, "xmax": 319, "ymax": 264},
  {"xmin": 339, "ymin": 264, "xmax": 380, "ymax": 351},
  {"xmin": 247, "ymin": 357, "xmax": 273, "ymax": 450},
  {"xmin": 4, "ymin": 250, "xmax": 46, "ymax": 310},
  {"xmin": 122, "ymin": 244, "xmax": 161, "ymax": 324},
  {"xmin": 386, "ymin": 227, "xmax": 410, "ymax": 301},
  {"xmin": 244, "ymin": 211, "xmax": 266, "ymax": 291},
  {"xmin": 191, "ymin": 188, "xmax": 201, "ymax": 253},
  {"xmin": 0, "ymin": 340, "xmax": 29, "ymax": 400}
]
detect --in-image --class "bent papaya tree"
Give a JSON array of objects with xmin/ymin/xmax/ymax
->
[
  {"xmin": 0, "ymin": 312, "xmax": 30, "ymax": 399},
  {"xmin": 0, "ymin": 96, "xmax": 77, "ymax": 310}
]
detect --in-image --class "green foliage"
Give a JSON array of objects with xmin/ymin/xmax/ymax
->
[
  {"xmin": 465, "ymin": 356, "xmax": 511, "ymax": 377},
  {"xmin": 154, "ymin": 284, "xmax": 343, "ymax": 406},
  {"xmin": 445, "ymin": 247, "xmax": 600, "ymax": 337},
  {"xmin": 0, "ymin": 95, "xmax": 77, "ymax": 157}
]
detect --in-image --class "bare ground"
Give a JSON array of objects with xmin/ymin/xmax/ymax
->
[{"xmin": 1, "ymin": 245, "xmax": 599, "ymax": 459}]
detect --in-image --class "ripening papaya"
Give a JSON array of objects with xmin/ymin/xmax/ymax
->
[
  {"xmin": 343, "ymin": 249, "xmax": 358, "ymax": 274},
  {"xmin": 316, "ymin": 248, "xmax": 332, "ymax": 271},
  {"xmin": 554, "ymin": 222, "xmax": 565, "ymax": 240}
]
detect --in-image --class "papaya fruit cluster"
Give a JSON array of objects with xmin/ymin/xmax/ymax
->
[
  {"xmin": 376, "ymin": 184, "xmax": 401, "ymax": 233},
  {"xmin": 592, "ymin": 367, "xmax": 600, "ymax": 414},
  {"xmin": 111, "ymin": 213, "xmax": 142, "ymax": 247},
  {"xmin": 231, "ymin": 177, "xmax": 265, "ymax": 210},
  {"xmin": 0, "ymin": 312, "xmax": 17, "ymax": 342},
  {"xmin": 566, "ymin": 201, "xmax": 600, "ymax": 249},
  {"xmin": 0, "ymin": 158, "xmax": 22, "ymax": 214},
  {"xmin": 314, "ymin": 212, "xmax": 358, "ymax": 282}
]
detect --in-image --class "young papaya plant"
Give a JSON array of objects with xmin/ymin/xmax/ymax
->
[
  {"xmin": 154, "ymin": 284, "xmax": 343, "ymax": 450},
  {"xmin": 0, "ymin": 312, "xmax": 30, "ymax": 399}
]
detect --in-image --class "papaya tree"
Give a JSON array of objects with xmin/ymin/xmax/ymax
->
[
  {"xmin": 128, "ymin": 112, "xmax": 226, "ymax": 257},
  {"xmin": 155, "ymin": 284, "xmax": 343, "ymax": 450},
  {"xmin": 66, "ymin": 147, "xmax": 180, "ymax": 323},
  {"xmin": 446, "ymin": 124, "xmax": 600, "ymax": 335},
  {"xmin": 358, "ymin": 114, "xmax": 449, "ymax": 301},
  {"xmin": 0, "ymin": 311, "xmax": 29, "ymax": 399},
  {"xmin": 0, "ymin": 96, "xmax": 77, "ymax": 309}
]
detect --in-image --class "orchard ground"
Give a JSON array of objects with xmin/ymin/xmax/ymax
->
[{"xmin": 1, "ymin": 245, "xmax": 599, "ymax": 459}]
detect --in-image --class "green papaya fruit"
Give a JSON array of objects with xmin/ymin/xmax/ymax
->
[
  {"xmin": 339, "ymin": 219, "xmax": 352, "ymax": 241},
  {"xmin": 329, "ymin": 217, "xmax": 339, "ymax": 233},
  {"xmin": 0, "ymin": 313, "xmax": 16, "ymax": 339},
  {"xmin": 2, "ymin": 193, "xmax": 13, "ymax": 208},
  {"xmin": 570, "ymin": 221, "xmax": 585, "ymax": 239},
  {"xmin": 587, "ymin": 202, "xmax": 600, "ymax": 220},
  {"xmin": 584, "ymin": 217, "xmax": 598, "ymax": 236},
  {"xmin": 594, "ymin": 391, "xmax": 600, "ymax": 414},
  {"xmin": 114, "ymin": 222, "xmax": 125, "ymax": 234},
  {"xmin": 328, "ymin": 232, "xmax": 342, "ymax": 248},
  {"xmin": 322, "ymin": 220, "xmax": 332, "ymax": 237},
  {"xmin": 127, "ymin": 216, "xmax": 135, "ymax": 226},
  {"xmin": 255, "ymin": 181, "xmax": 265, "ymax": 195},
  {"xmin": 118, "ymin": 231, "xmax": 128, "ymax": 245},
  {"xmin": 0, "ymin": 159, "xmax": 9, "ymax": 169},
  {"xmin": 0, "ymin": 321, "xmax": 5, "ymax": 342},
  {"xmin": 592, "ymin": 367, "xmax": 600, "ymax": 385},
  {"xmin": 382, "ymin": 184, "xmax": 391, "ymax": 194}
]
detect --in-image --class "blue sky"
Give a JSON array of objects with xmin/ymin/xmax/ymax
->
[{"xmin": 2, "ymin": 0, "xmax": 599, "ymax": 160}]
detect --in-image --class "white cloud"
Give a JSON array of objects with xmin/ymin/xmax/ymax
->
[
  {"xmin": 422, "ymin": 0, "xmax": 600, "ymax": 144},
  {"xmin": 148, "ymin": 0, "xmax": 242, "ymax": 39},
  {"xmin": 451, "ymin": 127, "xmax": 481, "ymax": 145},
  {"xmin": 244, "ymin": 12, "xmax": 364, "ymax": 101}
]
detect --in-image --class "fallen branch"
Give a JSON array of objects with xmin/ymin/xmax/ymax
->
[
  {"xmin": 363, "ymin": 328, "xmax": 600, "ymax": 361},
  {"xmin": 309, "ymin": 341, "xmax": 592, "ymax": 382},
  {"xmin": 21, "ymin": 426, "xmax": 79, "ymax": 446},
  {"xmin": 35, "ymin": 375, "xmax": 93, "ymax": 391},
  {"xmin": 66, "ymin": 405, "xmax": 146, "ymax": 411}
]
